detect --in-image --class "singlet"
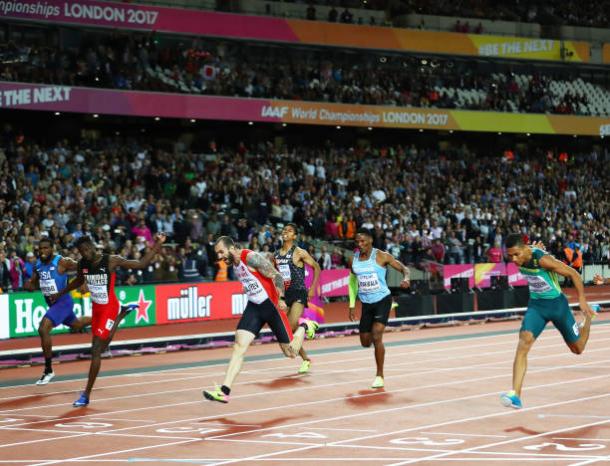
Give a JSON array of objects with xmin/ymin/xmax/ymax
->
[
  {"xmin": 351, "ymin": 248, "xmax": 391, "ymax": 304},
  {"xmin": 36, "ymin": 255, "xmax": 73, "ymax": 307},
  {"xmin": 274, "ymin": 245, "xmax": 306, "ymax": 291},
  {"xmin": 79, "ymin": 254, "xmax": 119, "ymax": 307},
  {"xmin": 234, "ymin": 249, "xmax": 279, "ymax": 305},
  {"xmin": 519, "ymin": 248, "xmax": 562, "ymax": 300}
]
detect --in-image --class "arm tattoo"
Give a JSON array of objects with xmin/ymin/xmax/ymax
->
[{"xmin": 247, "ymin": 252, "xmax": 284, "ymax": 296}]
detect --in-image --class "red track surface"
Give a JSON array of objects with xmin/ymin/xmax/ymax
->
[{"xmin": 1, "ymin": 311, "xmax": 610, "ymax": 465}]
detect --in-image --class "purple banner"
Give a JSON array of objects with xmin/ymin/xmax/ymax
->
[
  {"xmin": 319, "ymin": 269, "xmax": 350, "ymax": 298},
  {"xmin": 474, "ymin": 263, "xmax": 507, "ymax": 289},
  {"xmin": 0, "ymin": 82, "xmax": 278, "ymax": 122},
  {"xmin": 506, "ymin": 263, "xmax": 528, "ymax": 287},
  {"xmin": 443, "ymin": 264, "xmax": 475, "ymax": 290},
  {"xmin": 0, "ymin": 0, "xmax": 298, "ymax": 42}
]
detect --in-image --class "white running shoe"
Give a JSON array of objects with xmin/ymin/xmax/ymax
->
[
  {"xmin": 35, "ymin": 372, "xmax": 55, "ymax": 385},
  {"xmin": 371, "ymin": 376, "xmax": 384, "ymax": 389}
]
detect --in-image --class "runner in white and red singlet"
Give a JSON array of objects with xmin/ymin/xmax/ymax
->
[{"xmin": 203, "ymin": 236, "xmax": 319, "ymax": 403}]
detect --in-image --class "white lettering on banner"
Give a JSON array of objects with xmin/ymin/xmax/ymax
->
[
  {"xmin": 291, "ymin": 107, "xmax": 318, "ymax": 119},
  {"xmin": 0, "ymin": 86, "xmax": 71, "ymax": 108},
  {"xmin": 382, "ymin": 112, "xmax": 449, "ymax": 126},
  {"xmin": 63, "ymin": 4, "xmax": 159, "ymax": 25},
  {"xmin": 261, "ymin": 105, "xmax": 289, "ymax": 118},
  {"xmin": 14, "ymin": 299, "xmax": 46, "ymax": 334},
  {"xmin": 231, "ymin": 293, "xmax": 248, "ymax": 315},
  {"xmin": 600, "ymin": 124, "xmax": 610, "ymax": 137},
  {"xmin": 320, "ymin": 276, "xmax": 349, "ymax": 294},
  {"xmin": 0, "ymin": 2, "xmax": 60, "ymax": 18},
  {"xmin": 319, "ymin": 108, "xmax": 380, "ymax": 125},
  {"xmin": 479, "ymin": 40, "xmax": 555, "ymax": 57},
  {"xmin": 167, "ymin": 287, "xmax": 212, "ymax": 320}
]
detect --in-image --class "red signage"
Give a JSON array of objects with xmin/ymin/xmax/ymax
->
[{"xmin": 155, "ymin": 281, "xmax": 246, "ymax": 324}]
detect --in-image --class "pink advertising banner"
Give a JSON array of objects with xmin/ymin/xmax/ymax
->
[
  {"xmin": 318, "ymin": 269, "xmax": 350, "ymax": 298},
  {"xmin": 506, "ymin": 263, "xmax": 529, "ymax": 287},
  {"xmin": 0, "ymin": 0, "xmax": 298, "ymax": 42},
  {"xmin": 443, "ymin": 264, "xmax": 475, "ymax": 290},
  {"xmin": 474, "ymin": 263, "xmax": 507, "ymax": 289}
]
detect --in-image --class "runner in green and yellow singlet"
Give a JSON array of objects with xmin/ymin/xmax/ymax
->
[{"xmin": 500, "ymin": 234, "xmax": 596, "ymax": 409}]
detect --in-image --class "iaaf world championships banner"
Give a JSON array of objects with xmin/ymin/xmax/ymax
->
[
  {"xmin": 0, "ymin": 0, "xmax": 590, "ymax": 63},
  {"xmin": 2, "ymin": 82, "xmax": 610, "ymax": 136}
]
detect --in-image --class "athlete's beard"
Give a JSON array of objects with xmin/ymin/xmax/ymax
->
[{"xmin": 226, "ymin": 251, "xmax": 236, "ymax": 264}]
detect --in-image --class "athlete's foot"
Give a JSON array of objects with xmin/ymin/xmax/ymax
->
[
  {"xmin": 119, "ymin": 304, "xmax": 138, "ymax": 319},
  {"xmin": 371, "ymin": 376, "xmax": 384, "ymax": 389},
  {"xmin": 300, "ymin": 319, "xmax": 319, "ymax": 340},
  {"xmin": 203, "ymin": 386, "xmax": 230, "ymax": 403},
  {"xmin": 35, "ymin": 371, "xmax": 55, "ymax": 385},
  {"xmin": 73, "ymin": 391, "xmax": 90, "ymax": 407},
  {"xmin": 298, "ymin": 359, "xmax": 311, "ymax": 374},
  {"xmin": 500, "ymin": 390, "xmax": 522, "ymax": 409}
]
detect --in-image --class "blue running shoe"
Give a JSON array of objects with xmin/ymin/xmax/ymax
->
[
  {"xmin": 73, "ymin": 392, "xmax": 90, "ymax": 407},
  {"xmin": 500, "ymin": 390, "xmax": 522, "ymax": 409},
  {"xmin": 120, "ymin": 304, "xmax": 138, "ymax": 315}
]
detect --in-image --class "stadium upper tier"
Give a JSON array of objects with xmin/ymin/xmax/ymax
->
[{"xmin": 1, "ymin": 28, "xmax": 609, "ymax": 117}]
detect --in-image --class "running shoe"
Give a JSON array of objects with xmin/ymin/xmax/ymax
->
[
  {"xmin": 298, "ymin": 360, "xmax": 311, "ymax": 374},
  {"xmin": 35, "ymin": 371, "xmax": 55, "ymax": 385},
  {"xmin": 203, "ymin": 386, "xmax": 229, "ymax": 403},
  {"xmin": 500, "ymin": 390, "xmax": 522, "ymax": 409},
  {"xmin": 371, "ymin": 376, "xmax": 385, "ymax": 389},
  {"xmin": 303, "ymin": 319, "xmax": 319, "ymax": 340},
  {"xmin": 73, "ymin": 392, "xmax": 90, "ymax": 407}
]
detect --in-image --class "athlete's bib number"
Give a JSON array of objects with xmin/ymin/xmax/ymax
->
[
  {"xmin": 358, "ymin": 273, "xmax": 381, "ymax": 294},
  {"xmin": 87, "ymin": 284, "xmax": 109, "ymax": 304},
  {"xmin": 526, "ymin": 275, "xmax": 553, "ymax": 293},
  {"xmin": 39, "ymin": 279, "xmax": 58, "ymax": 296},
  {"xmin": 278, "ymin": 264, "xmax": 291, "ymax": 282}
]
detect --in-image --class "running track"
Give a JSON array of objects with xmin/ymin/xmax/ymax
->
[{"xmin": 1, "ymin": 315, "xmax": 610, "ymax": 465}]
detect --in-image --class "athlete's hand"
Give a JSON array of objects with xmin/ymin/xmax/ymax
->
[
  {"xmin": 580, "ymin": 300, "xmax": 596, "ymax": 319},
  {"xmin": 400, "ymin": 278, "xmax": 410, "ymax": 289},
  {"xmin": 278, "ymin": 298, "xmax": 288, "ymax": 312},
  {"xmin": 307, "ymin": 287, "xmax": 316, "ymax": 299},
  {"xmin": 593, "ymin": 274, "xmax": 605, "ymax": 286},
  {"xmin": 349, "ymin": 307, "xmax": 356, "ymax": 322},
  {"xmin": 531, "ymin": 241, "xmax": 546, "ymax": 250}
]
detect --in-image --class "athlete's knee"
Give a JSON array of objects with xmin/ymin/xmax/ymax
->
[
  {"xmin": 517, "ymin": 332, "xmax": 535, "ymax": 354},
  {"xmin": 569, "ymin": 342, "xmax": 584, "ymax": 355},
  {"xmin": 232, "ymin": 341, "xmax": 249, "ymax": 357},
  {"xmin": 360, "ymin": 335, "xmax": 372, "ymax": 347},
  {"xmin": 38, "ymin": 320, "xmax": 50, "ymax": 336}
]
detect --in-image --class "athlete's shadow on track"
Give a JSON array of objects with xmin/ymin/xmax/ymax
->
[
  {"xmin": 0, "ymin": 394, "xmax": 57, "ymax": 410},
  {"xmin": 345, "ymin": 389, "xmax": 395, "ymax": 407},
  {"xmin": 199, "ymin": 414, "xmax": 309, "ymax": 435},
  {"xmin": 253, "ymin": 374, "xmax": 311, "ymax": 389}
]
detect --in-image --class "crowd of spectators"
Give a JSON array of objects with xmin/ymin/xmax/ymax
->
[
  {"xmin": 1, "ymin": 127, "xmax": 609, "ymax": 292},
  {"xmin": 261, "ymin": 0, "xmax": 610, "ymax": 29},
  {"xmin": 1, "ymin": 31, "xmax": 605, "ymax": 117}
]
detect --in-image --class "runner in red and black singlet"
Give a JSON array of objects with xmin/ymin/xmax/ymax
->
[
  {"xmin": 274, "ymin": 223, "xmax": 320, "ymax": 374},
  {"xmin": 203, "ymin": 236, "xmax": 320, "ymax": 403},
  {"xmin": 50, "ymin": 233, "xmax": 166, "ymax": 407}
]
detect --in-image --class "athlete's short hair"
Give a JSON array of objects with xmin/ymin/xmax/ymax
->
[
  {"xmin": 505, "ymin": 233, "xmax": 525, "ymax": 249},
  {"xmin": 38, "ymin": 238, "xmax": 52, "ymax": 247},
  {"xmin": 73, "ymin": 236, "xmax": 94, "ymax": 249},
  {"xmin": 215, "ymin": 236, "xmax": 235, "ymax": 248},
  {"xmin": 284, "ymin": 223, "xmax": 299, "ymax": 234},
  {"xmin": 356, "ymin": 228, "xmax": 373, "ymax": 238}
]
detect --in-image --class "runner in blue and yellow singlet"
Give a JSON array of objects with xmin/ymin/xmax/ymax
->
[
  {"xmin": 348, "ymin": 229, "xmax": 410, "ymax": 389},
  {"xmin": 500, "ymin": 234, "xmax": 596, "ymax": 409}
]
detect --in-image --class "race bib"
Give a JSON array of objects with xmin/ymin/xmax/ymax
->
[
  {"xmin": 87, "ymin": 284, "xmax": 109, "ymax": 304},
  {"xmin": 357, "ymin": 273, "xmax": 381, "ymax": 294},
  {"xmin": 278, "ymin": 263, "xmax": 291, "ymax": 282},
  {"xmin": 526, "ymin": 275, "xmax": 553, "ymax": 293},
  {"xmin": 39, "ymin": 278, "xmax": 58, "ymax": 296}
]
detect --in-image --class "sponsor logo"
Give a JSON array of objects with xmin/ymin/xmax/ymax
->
[{"xmin": 165, "ymin": 286, "xmax": 213, "ymax": 321}]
